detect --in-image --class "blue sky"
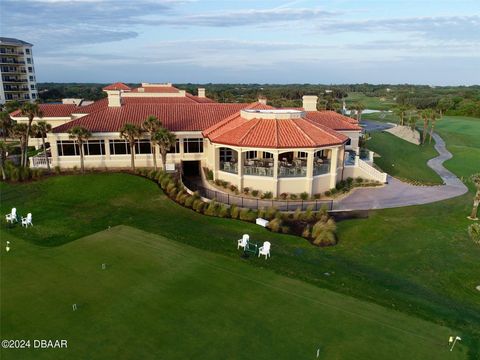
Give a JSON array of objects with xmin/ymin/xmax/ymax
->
[{"xmin": 1, "ymin": 0, "xmax": 479, "ymax": 84}]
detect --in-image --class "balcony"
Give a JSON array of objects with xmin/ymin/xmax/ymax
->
[
  {"xmin": 244, "ymin": 158, "xmax": 274, "ymax": 177},
  {"xmin": 0, "ymin": 59, "xmax": 25, "ymax": 65},
  {"xmin": 313, "ymin": 159, "xmax": 331, "ymax": 176},
  {"xmin": 219, "ymin": 161, "xmax": 238, "ymax": 174}
]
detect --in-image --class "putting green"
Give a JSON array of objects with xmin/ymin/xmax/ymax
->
[{"xmin": 0, "ymin": 226, "xmax": 466, "ymax": 359}]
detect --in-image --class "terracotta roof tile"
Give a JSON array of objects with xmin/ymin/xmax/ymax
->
[
  {"xmin": 10, "ymin": 104, "xmax": 78, "ymax": 118},
  {"xmin": 102, "ymin": 82, "xmax": 131, "ymax": 91},
  {"xmin": 53, "ymin": 103, "xmax": 259, "ymax": 133},
  {"xmin": 304, "ymin": 111, "xmax": 362, "ymax": 131},
  {"xmin": 131, "ymin": 86, "xmax": 180, "ymax": 93}
]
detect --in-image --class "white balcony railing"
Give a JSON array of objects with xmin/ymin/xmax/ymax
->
[{"xmin": 29, "ymin": 155, "xmax": 52, "ymax": 168}]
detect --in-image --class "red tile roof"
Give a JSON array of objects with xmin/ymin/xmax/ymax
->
[
  {"xmin": 304, "ymin": 111, "xmax": 362, "ymax": 131},
  {"xmin": 131, "ymin": 86, "xmax": 180, "ymax": 93},
  {"xmin": 102, "ymin": 82, "xmax": 131, "ymax": 91},
  {"xmin": 53, "ymin": 103, "xmax": 267, "ymax": 133},
  {"xmin": 203, "ymin": 113, "xmax": 348, "ymax": 148},
  {"xmin": 10, "ymin": 104, "xmax": 78, "ymax": 118}
]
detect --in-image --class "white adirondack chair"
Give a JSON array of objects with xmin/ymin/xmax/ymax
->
[
  {"xmin": 237, "ymin": 234, "xmax": 249, "ymax": 250},
  {"xmin": 5, "ymin": 208, "xmax": 17, "ymax": 223},
  {"xmin": 258, "ymin": 241, "xmax": 271, "ymax": 259},
  {"xmin": 21, "ymin": 213, "xmax": 33, "ymax": 227}
]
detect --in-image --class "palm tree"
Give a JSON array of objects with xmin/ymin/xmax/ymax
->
[
  {"xmin": 120, "ymin": 123, "xmax": 142, "ymax": 171},
  {"xmin": 152, "ymin": 127, "xmax": 176, "ymax": 171},
  {"xmin": 68, "ymin": 126, "xmax": 91, "ymax": 174},
  {"xmin": 468, "ymin": 173, "xmax": 480, "ymax": 220},
  {"xmin": 11, "ymin": 123, "xmax": 29, "ymax": 167},
  {"xmin": 143, "ymin": 115, "xmax": 162, "ymax": 171},
  {"xmin": 428, "ymin": 110, "xmax": 440, "ymax": 144},
  {"xmin": 0, "ymin": 141, "xmax": 12, "ymax": 180},
  {"xmin": 393, "ymin": 105, "xmax": 409, "ymax": 126},
  {"xmin": 0, "ymin": 110, "xmax": 14, "ymax": 141},
  {"xmin": 20, "ymin": 102, "xmax": 43, "ymax": 167},
  {"xmin": 32, "ymin": 121, "xmax": 52, "ymax": 172},
  {"xmin": 351, "ymin": 102, "xmax": 365, "ymax": 122},
  {"xmin": 420, "ymin": 109, "xmax": 432, "ymax": 144}
]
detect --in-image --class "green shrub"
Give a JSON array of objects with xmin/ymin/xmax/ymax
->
[
  {"xmin": 205, "ymin": 201, "xmax": 221, "ymax": 216},
  {"xmin": 258, "ymin": 207, "xmax": 266, "ymax": 219},
  {"xmin": 330, "ymin": 188, "xmax": 338, "ymax": 195},
  {"xmin": 302, "ymin": 206, "xmax": 315, "ymax": 222},
  {"xmin": 279, "ymin": 192, "xmax": 288, "ymax": 200},
  {"xmin": 281, "ymin": 226, "xmax": 290, "ymax": 234},
  {"xmin": 214, "ymin": 179, "xmax": 222, "ymax": 186},
  {"xmin": 230, "ymin": 205, "xmax": 240, "ymax": 219},
  {"xmin": 251, "ymin": 189, "xmax": 259, "ymax": 197},
  {"xmin": 72, "ymin": 165, "xmax": 78, "ymax": 173},
  {"xmin": 267, "ymin": 218, "xmax": 282, "ymax": 232},
  {"xmin": 184, "ymin": 195, "xmax": 196, "ymax": 208},
  {"xmin": 54, "ymin": 165, "xmax": 61, "ymax": 175},
  {"xmin": 193, "ymin": 199, "xmax": 205, "ymax": 213},
  {"xmin": 10, "ymin": 167, "xmax": 20, "ymax": 182},
  {"xmin": 221, "ymin": 180, "xmax": 229, "ymax": 188},
  {"xmin": 293, "ymin": 208, "xmax": 302, "ymax": 221},
  {"xmin": 161, "ymin": 177, "xmax": 171, "ymax": 189},
  {"xmin": 168, "ymin": 186, "xmax": 178, "ymax": 198},
  {"xmin": 262, "ymin": 191, "xmax": 273, "ymax": 199},
  {"xmin": 166, "ymin": 181, "xmax": 176, "ymax": 193},
  {"xmin": 265, "ymin": 206, "xmax": 278, "ymax": 220},
  {"xmin": 239, "ymin": 208, "xmax": 256, "ymax": 222},
  {"xmin": 290, "ymin": 193, "xmax": 298, "ymax": 200},
  {"xmin": 324, "ymin": 190, "xmax": 331, "ymax": 197},
  {"xmin": 302, "ymin": 225, "xmax": 311, "ymax": 238},
  {"xmin": 31, "ymin": 168, "xmax": 44, "ymax": 180},
  {"xmin": 218, "ymin": 205, "xmax": 230, "ymax": 218},
  {"xmin": 300, "ymin": 192, "xmax": 309, "ymax": 200},
  {"xmin": 355, "ymin": 177, "xmax": 364, "ymax": 183},
  {"xmin": 206, "ymin": 168, "xmax": 214, "ymax": 181},
  {"xmin": 312, "ymin": 217, "xmax": 337, "ymax": 246},
  {"xmin": 148, "ymin": 169, "xmax": 157, "ymax": 179},
  {"xmin": 243, "ymin": 187, "xmax": 250, "ymax": 195},
  {"xmin": 19, "ymin": 167, "xmax": 31, "ymax": 181},
  {"xmin": 229, "ymin": 184, "xmax": 238, "ymax": 192},
  {"xmin": 313, "ymin": 193, "xmax": 321, "ymax": 199}
]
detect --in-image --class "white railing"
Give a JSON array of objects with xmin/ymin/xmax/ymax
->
[
  {"xmin": 29, "ymin": 155, "xmax": 52, "ymax": 168},
  {"xmin": 358, "ymin": 158, "xmax": 387, "ymax": 183}
]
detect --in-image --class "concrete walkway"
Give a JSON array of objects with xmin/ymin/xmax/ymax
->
[{"xmin": 335, "ymin": 133, "xmax": 468, "ymax": 211}]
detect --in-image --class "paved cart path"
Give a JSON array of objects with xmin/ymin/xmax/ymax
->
[{"xmin": 335, "ymin": 133, "xmax": 468, "ymax": 211}]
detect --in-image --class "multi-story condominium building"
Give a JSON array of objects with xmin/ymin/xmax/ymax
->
[
  {"xmin": 10, "ymin": 82, "xmax": 386, "ymax": 196},
  {"xmin": 0, "ymin": 37, "xmax": 38, "ymax": 105}
]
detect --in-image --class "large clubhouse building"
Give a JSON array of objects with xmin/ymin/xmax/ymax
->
[{"xmin": 11, "ymin": 83, "xmax": 386, "ymax": 196}]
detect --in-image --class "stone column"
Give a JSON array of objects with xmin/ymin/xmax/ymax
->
[
  {"xmin": 213, "ymin": 146, "xmax": 220, "ymax": 180},
  {"xmin": 272, "ymin": 150, "xmax": 279, "ymax": 197},
  {"xmin": 237, "ymin": 149, "xmax": 244, "ymax": 190},
  {"xmin": 306, "ymin": 149, "xmax": 315, "ymax": 195},
  {"xmin": 329, "ymin": 147, "xmax": 339, "ymax": 189}
]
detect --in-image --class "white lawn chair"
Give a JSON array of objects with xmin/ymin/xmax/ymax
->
[
  {"xmin": 21, "ymin": 213, "xmax": 33, "ymax": 227},
  {"xmin": 237, "ymin": 234, "xmax": 249, "ymax": 250},
  {"xmin": 258, "ymin": 241, "xmax": 271, "ymax": 259},
  {"xmin": 5, "ymin": 208, "xmax": 17, "ymax": 223}
]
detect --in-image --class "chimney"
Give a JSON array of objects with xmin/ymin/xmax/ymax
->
[
  {"xmin": 106, "ymin": 90, "xmax": 122, "ymax": 107},
  {"xmin": 302, "ymin": 95, "xmax": 318, "ymax": 111},
  {"xmin": 258, "ymin": 96, "xmax": 267, "ymax": 105},
  {"xmin": 198, "ymin": 88, "xmax": 206, "ymax": 98}
]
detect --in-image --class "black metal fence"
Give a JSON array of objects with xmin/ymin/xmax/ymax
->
[{"xmin": 183, "ymin": 178, "xmax": 333, "ymax": 211}]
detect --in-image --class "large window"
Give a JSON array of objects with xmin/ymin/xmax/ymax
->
[
  {"xmin": 110, "ymin": 140, "xmax": 130, "ymax": 155},
  {"xmin": 83, "ymin": 140, "xmax": 105, "ymax": 156},
  {"xmin": 262, "ymin": 152, "xmax": 273, "ymax": 159},
  {"xmin": 245, "ymin": 151, "xmax": 257, "ymax": 160},
  {"xmin": 135, "ymin": 139, "xmax": 152, "ymax": 154},
  {"xmin": 220, "ymin": 147, "xmax": 235, "ymax": 162},
  {"xmin": 168, "ymin": 139, "xmax": 180, "ymax": 153},
  {"xmin": 57, "ymin": 140, "xmax": 79, "ymax": 156},
  {"xmin": 183, "ymin": 138, "xmax": 203, "ymax": 153}
]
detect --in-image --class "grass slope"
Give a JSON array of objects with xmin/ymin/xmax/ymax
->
[
  {"xmin": 366, "ymin": 131, "xmax": 443, "ymax": 184},
  {"xmin": 345, "ymin": 92, "xmax": 396, "ymax": 111},
  {"xmin": 1, "ymin": 226, "xmax": 465, "ymax": 360}
]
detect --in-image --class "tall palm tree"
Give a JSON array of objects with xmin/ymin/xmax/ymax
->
[
  {"xmin": 428, "ymin": 110, "xmax": 440, "ymax": 144},
  {"xmin": 20, "ymin": 102, "xmax": 43, "ymax": 167},
  {"xmin": 11, "ymin": 123, "xmax": 29, "ymax": 167},
  {"xmin": 32, "ymin": 121, "xmax": 52, "ymax": 171},
  {"xmin": 393, "ymin": 105, "xmax": 409, "ymax": 126},
  {"xmin": 0, "ymin": 141, "xmax": 12, "ymax": 180},
  {"xmin": 143, "ymin": 115, "xmax": 162, "ymax": 171},
  {"xmin": 68, "ymin": 126, "xmax": 91, "ymax": 174},
  {"xmin": 120, "ymin": 123, "xmax": 142, "ymax": 171},
  {"xmin": 152, "ymin": 127, "xmax": 176, "ymax": 171},
  {"xmin": 351, "ymin": 102, "xmax": 365, "ymax": 122},
  {"xmin": 0, "ymin": 110, "xmax": 14, "ymax": 141},
  {"xmin": 420, "ymin": 109, "xmax": 432, "ymax": 144},
  {"xmin": 468, "ymin": 173, "xmax": 480, "ymax": 220}
]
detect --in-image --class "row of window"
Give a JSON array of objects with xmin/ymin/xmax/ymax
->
[{"xmin": 57, "ymin": 138, "xmax": 201, "ymax": 156}]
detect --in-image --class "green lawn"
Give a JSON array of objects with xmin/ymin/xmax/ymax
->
[
  {"xmin": 1, "ymin": 226, "xmax": 465, "ymax": 360},
  {"xmin": 366, "ymin": 131, "xmax": 443, "ymax": 184},
  {"xmin": 1, "ymin": 116, "xmax": 480, "ymax": 358},
  {"xmin": 345, "ymin": 92, "xmax": 396, "ymax": 111}
]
